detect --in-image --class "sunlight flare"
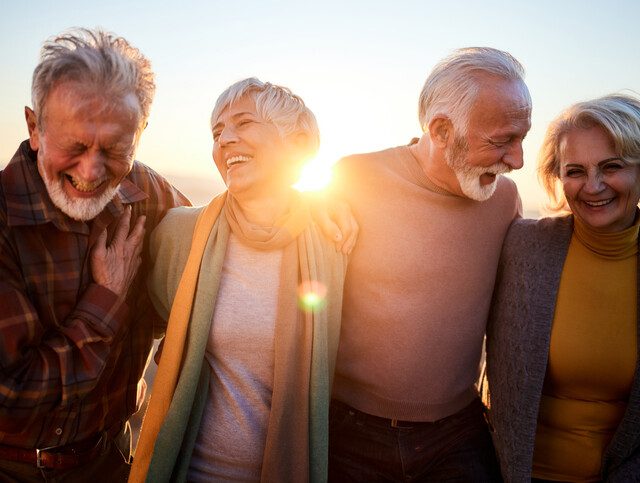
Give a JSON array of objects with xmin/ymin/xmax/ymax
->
[{"xmin": 294, "ymin": 156, "xmax": 334, "ymax": 192}]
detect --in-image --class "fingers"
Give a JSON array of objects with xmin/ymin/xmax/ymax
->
[
  {"xmin": 125, "ymin": 213, "xmax": 145, "ymax": 278},
  {"xmin": 129, "ymin": 216, "xmax": 146, "ymax": 261},
  {"xmin": 309, "ymin": 195, "xmax": 344, "ymax": 246},
  {"xmin": 110, "ymin": 207, "xmax": 145, "ymax": 248},
  {"xmin": 89, "ymin": 228, "xmax": 112, "ymax": 291},
  {"xmin": 339, "ymin": 211, "xmax": 359, "ymax": 255},
  {"xmin": 308, "ymin": 195, "xmax": 360, "ymax": 254},
  {"xmin": 90, "ymin": 228, "xmax": 108, "ymax": 261},
  {"xmin": 331, "ymin": 200, "xmax": 359, "ymax": 255},
  {"xmin": 128, "ymin": 214, "xmax": 146, "ymax": 244},
  {"xmin": 96, "ymin": 227, "xmax": 108, "ymax": 249},
  {"xmin": 316, "ymin": 209, "xmax": 344, "ymax": 246},
  {"xmin": 112, "ymin": 205, "xmax": 132, "ymax": 245}
]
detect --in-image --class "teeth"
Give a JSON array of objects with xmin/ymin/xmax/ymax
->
[
  {"xmin": 227, "ymin": 155, "xmax": 251, "ymax": 167},
  {"xmin": 585, "ymin": 199, "xmax": 613, "ymax": 207},
  {"xmin": 66, "ymin": 174, "xmax": 106, "ymax": 192}
]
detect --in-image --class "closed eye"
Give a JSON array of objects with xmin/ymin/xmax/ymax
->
[
  {"xmin": 489, "ymin": 138, "xmax": 511, "ymax": 147},
  {"xmin": 105, "ymin": 149, "xmax": 133, "ymax": 161},
  {"xmin": 602, "ymin": 162, "xmax": 624, "ymax": 172},
  {"xmin": 565, "ymin": 168, "xmax": 584, "ymax": 177},
  {"xmin": 68, "ymin": 143, "xmax": 87, "ymax": 156}
]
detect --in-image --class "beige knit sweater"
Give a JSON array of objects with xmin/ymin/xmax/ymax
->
[{"xmin": 332, "ymin": 144, "xmax": 521, "ymax": 421}]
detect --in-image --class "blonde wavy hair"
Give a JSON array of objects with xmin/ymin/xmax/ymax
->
[{"xmin": 538, "ymin": 93, "xmax": 640, "ymax": 212}]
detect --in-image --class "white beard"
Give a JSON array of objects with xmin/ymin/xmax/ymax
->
[
  {"xmin": 446, "ymin": 137, "xmax": 510, "ymax": 202},
  {"xmin": 39, "ymin": 160, "xmax": 119, "ymax": 221}
]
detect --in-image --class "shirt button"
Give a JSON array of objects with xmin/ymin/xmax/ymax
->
[{"xmin": 55, "ymin": 428, "xmax": 62, "ymax": 435}]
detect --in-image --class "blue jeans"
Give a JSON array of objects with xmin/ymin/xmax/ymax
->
[{"xmin": 328, "ymin": 398, "xmax": 501, "ymax": 482}]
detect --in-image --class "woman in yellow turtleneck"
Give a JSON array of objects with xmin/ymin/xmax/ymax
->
[{"xmin": 486, "ymin": 94, "xmax": 640, "ymax": 482}]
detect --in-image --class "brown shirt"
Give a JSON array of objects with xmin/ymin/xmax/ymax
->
[{"xmin": 332, "ymin": 144, "xmax": 521, "ymax": 421}]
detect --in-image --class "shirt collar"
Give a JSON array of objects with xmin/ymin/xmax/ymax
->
[{"xmin": 3, "ymin": 140, "xmax": 148, "ymax": 233}]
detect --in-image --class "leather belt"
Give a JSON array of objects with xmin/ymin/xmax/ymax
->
[
  {"xmin": 0, "ymin": 425, "xmax": 120, "ymax": 470},
  {"xmin": 331, "ymin": 399, "xmax": 425, "ymax": 428}
]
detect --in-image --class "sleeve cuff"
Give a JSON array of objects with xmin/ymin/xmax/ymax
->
[{"xmin": 74, "ymin": 283, "xmax": 130, "ymax": 337}]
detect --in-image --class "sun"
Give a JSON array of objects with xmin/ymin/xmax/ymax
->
[{"xmin": 293, "ymin": 155, "xmax": 334, "ymax": 192}]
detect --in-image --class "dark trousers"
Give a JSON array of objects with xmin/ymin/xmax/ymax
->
[
  {"xmin": 0, "ymin": 425, "xmax": 131, "ymax": 483},
  {"xmin": 329, "ymin": 397, "xmax": 502, "ymax": 482}
]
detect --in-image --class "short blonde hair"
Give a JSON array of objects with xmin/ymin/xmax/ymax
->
[
  {"xmin": 538, "ymin": 93, "xmax": 640, "ymax": 211},
  {"xmin": 211, "ymin": 77, "xmax": 320, "ymax": 156}
]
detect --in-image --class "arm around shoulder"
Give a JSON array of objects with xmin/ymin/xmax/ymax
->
[{"xmin": 147, "ymin": 206, "xmax": 203, "ymax": 322}]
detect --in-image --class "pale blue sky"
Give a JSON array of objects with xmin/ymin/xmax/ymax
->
[{"xmin": 1, "ymin": 0, "xmax": 639, "ymax": 212}]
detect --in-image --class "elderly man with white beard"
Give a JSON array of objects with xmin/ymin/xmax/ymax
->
[
  {"xmin": 0, "ymin": 28, "xmax": 189, "ymax": 482},
  {"xmin": 328, "ymin": 47, "xmax": 531, "ymax": 482}
]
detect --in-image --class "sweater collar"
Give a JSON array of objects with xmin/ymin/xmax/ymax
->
[
  {"xmin": 403, "ymin": 143, "xmax": 458, "ymax": 196},
  {"xmin": 573, "ymin": 209, "xmax": 640, "ymax": 260}
]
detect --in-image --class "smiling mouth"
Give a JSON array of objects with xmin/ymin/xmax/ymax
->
[
  {"xmin": 227, "ymin": 155, "xmax": 251, "ymax": 168},
  {"xmin": 64, "ymin": 174, "xmax": 108, "ymax": 193},
  {"xmin": 479, "ymin": 172, "xmax": 497, "ymax": 185},
  {"xmin": 584, "ymin": 198, "xmax": 614, "ymax": 207}
]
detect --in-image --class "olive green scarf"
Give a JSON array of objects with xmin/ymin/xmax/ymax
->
[{"xmin": 129, "ymin": 191, "xmax": 345, "ymax": 482}]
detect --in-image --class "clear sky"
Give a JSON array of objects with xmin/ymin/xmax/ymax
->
[{"xmin": 1, "ymin": 0, "xmax": 639, "ymax": 214}]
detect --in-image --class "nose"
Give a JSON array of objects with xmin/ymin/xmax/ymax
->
[
  {"xmin": 218, "ymin": 125, "xmax": 239, "ymax": 146},
  {"xmin": 76, "ymin": 150, "xmax": 107, "ymax": 181},
  {"xmin": 503, "ymin": 142, "xmax": 524, "ymax": 170},
  {"xmin": 584, "ymin": 171, "xmax": 605, "ymax": 193}
]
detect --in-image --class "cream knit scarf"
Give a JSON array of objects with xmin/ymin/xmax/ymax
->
[{"xmin": 129, "ymin": 191, "xmax": 344, "ymax": 482}]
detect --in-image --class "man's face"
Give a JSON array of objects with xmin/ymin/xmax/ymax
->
[
  {"xmin": 447, "ymin": 76, "xmax": 531, "ymax": 201},
  {"xmin": 28, "ymin": 82, "xmax": 142, "ymax": 220}
]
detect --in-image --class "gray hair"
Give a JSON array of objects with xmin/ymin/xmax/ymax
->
[
  {"xmin": 538, "ymin": 93, "xmax": 640, "ymax": 211},
  {"xmin": 32, "ymin": 28, "xmax": 155, "ymax": 128},
  {"xmin": 418, "ymin": 47, "xmax": 530, "ymax": 134},
  {"xmin": 210, "ymin": 77, "xmax": 320, "ymax": 155}
]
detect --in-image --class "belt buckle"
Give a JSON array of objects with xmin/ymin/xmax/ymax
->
[{"xmin": 36, "ymin": 445, "xmax": 58, "ymax": 469}]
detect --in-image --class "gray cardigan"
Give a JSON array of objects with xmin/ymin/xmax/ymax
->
[{"xmin": 486, "ymin": 215, "xmax": 640, "ymax": 482}]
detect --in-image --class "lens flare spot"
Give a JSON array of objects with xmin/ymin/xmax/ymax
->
[{"xmin": 297, "ymin": 280, "xmax": 327, "ymax": 312}]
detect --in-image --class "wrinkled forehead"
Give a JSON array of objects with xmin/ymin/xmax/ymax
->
[
  {"xmin": 478, "ymin": 76, "xmax": 531, "ymax": 112},
  {"xmin": 42, "ymin": 81, "xmax": 143, "ymax": 126},
  {"xmin": 212, "ymin": 91, "xmax": 260, "ymax": 127},
  {"xmin": 466, "ymin": 78, "xmax": 532, "ymax": 134}
]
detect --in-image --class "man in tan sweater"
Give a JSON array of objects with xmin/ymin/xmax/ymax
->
[{"xmin": 329, "ymin": 48, "xmax": 531, "ymax": 481}]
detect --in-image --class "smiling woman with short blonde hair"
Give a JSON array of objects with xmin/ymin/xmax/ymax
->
[
  {"xmin": 487, "ymin": 93, "xmax": 640, "ymax": 482},
  {"xmin": 130, "ymin": 78, "xmax": 347, "ymax": 483}
]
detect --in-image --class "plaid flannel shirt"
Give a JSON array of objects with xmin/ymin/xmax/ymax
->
[{"xmin": 0, "ymin": 141, "xmax": 190, "ymax": 449}]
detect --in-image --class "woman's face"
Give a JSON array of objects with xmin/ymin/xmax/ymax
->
[
  {"xmin": 559, "ymin": 125, "xmax": 640, "ymax": 233},
  {"xmin": 211, "ymin": 95, "xmax": 301, "ymax": 200}
]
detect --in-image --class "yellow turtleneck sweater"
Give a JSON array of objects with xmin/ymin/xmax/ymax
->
[{"xmin": 532, "ymin": 215, "xmax": 639, "ymax": 482}]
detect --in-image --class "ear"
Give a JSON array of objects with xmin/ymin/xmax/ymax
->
[
  {"xmin": 289, "ymin": 131, "xmax": 315, "ymax": 161},
  {"xmin": 427, "ymin": 115, "xmax": 453, "ymax": 149},
  {"xmin": 24, "ymin": 107, "xmax": 40, "ymax": 151},
  {"xmin": 292, "ymin": 131, "xmax": 311, "ymax": 149}
]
